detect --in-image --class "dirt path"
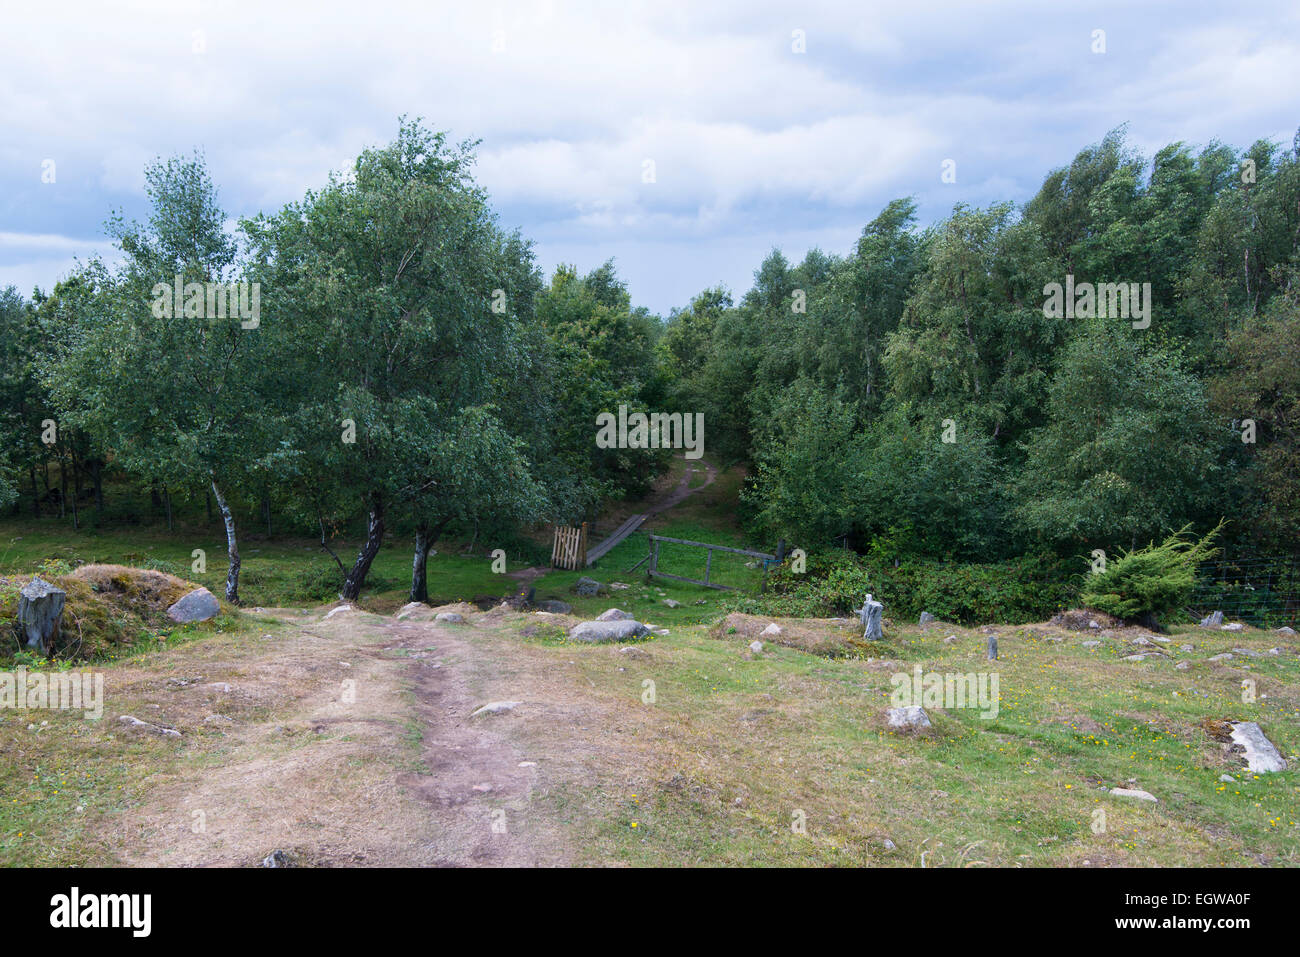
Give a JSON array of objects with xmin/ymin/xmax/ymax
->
[
  {"xmin": 104, "ymin": 603, "xmax": 648, "ymax": 867},
  {"xmin": 644, "ymin": 458, "xmax": 718, "ymax": 518}
]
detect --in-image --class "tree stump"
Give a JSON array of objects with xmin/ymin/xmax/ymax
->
[{"xmin": 17, "ymin": 577, "xmax": 66, "ymax": 656}]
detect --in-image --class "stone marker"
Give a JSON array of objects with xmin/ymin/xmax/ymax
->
[
  {"xmin": 1200, "ymin": 610, "xmax": 1224, "ymax": 627},
  {"xmin": 987, "ymin": 634, "xmax": 998, "ymax": 660},
  {"xmin": 855, "ymin": 592, "xmax": 883, "ymax": 640},
  {"xmin": 166, "ymin": 587, "xmax": 220, "ymax": 624},
  {"xmin": 918, "ymin": 611, "xmax": 935, "ymax": 628},
  {"xmin": 17, "ymin": 577, "xmax": 66, "ymax": 655},
  {"xmin": 1228, "ymin": 721, "xmax": 1287, "ymax": 773},
  {"xmin": 569, "ymin": 619, "xmax": 650, "ymax": 643}
]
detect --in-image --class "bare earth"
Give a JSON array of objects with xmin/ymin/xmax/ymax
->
[{"xmin": 104, "ymin": 602, "xmax": 653, "ymax": 867}]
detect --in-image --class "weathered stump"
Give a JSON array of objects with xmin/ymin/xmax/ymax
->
[
  {"xmin": 855, "ymin": 592, "xmax": 883, "ymax": 640},
  {"xmin": 17, "ymin": 577, "xmax": 66, "ymax": 656}
]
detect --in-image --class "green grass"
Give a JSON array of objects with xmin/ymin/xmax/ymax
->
[{"xmin": 514, "ymin": 619, "xmax": 1300, "ymax": 866}]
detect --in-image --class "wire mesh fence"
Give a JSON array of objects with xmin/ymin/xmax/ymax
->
[{"xmin": 1190, "ymin": 556, "xmax": 1300, "ymax": 627}]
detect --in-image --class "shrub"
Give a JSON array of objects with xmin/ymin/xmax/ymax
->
[
  {"xmin": 730, "ymin": 548, "xmax": 1080, "ymax": 625},
  {"xmin": 1080, "ymin": 523, "xmax": 1222, "ymax": 625}
]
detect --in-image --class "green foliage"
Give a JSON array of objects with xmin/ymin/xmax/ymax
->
[
  {"xmin": 1079, "ymin": 523, "xmax": 1222, "ymax": 622},
  {"xmin": 737, "ymin": 548, "xmax": 1079, "ymax": 625}
]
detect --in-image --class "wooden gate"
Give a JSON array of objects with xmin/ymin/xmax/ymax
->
[{"xmin": 551, "ymin": 523, "xmax": 589, "ymax": 570}]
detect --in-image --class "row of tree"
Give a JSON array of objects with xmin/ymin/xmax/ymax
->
[
  {"xmin": 2, "ymin": 121, "xmax": 1297, "ymax": 599},
  {"xmin": 658, "ymin": 126, "xmax": 1300, "ymax": 563}
]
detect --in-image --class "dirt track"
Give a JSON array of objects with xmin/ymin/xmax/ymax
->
[{"xmin": 106, "ymin": 603, "xmax": 649, "ymax": 867}]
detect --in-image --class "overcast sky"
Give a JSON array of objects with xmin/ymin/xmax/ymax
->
[{"xmin": 2, "ymin": 0, "xmax": 1298, "ymax": 314}]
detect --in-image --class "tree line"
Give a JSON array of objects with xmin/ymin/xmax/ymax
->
[{"xmin": 1, "ymin": 121, "xmax": 1297, "ymax": 603}]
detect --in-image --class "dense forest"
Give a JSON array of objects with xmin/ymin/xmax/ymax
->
[{"xmin": 2, "ymin": 120, "xmax": 1298, "ymax": 612}]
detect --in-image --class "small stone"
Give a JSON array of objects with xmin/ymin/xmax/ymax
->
[
  {"xmin": 1122, "ymin": 654, "xmax": 1147, "ymax": 662},
  {"xmin": 1208, "ymin": 653, "xmax": 1234, "ymax": 662},
  {"xmin": 119, "ymin": 714, "xmax": 181, "ymax": 737},
  {"xmin": 749, "ymin": 641, "xmax": 763, "ymax": 654},
  {"xmin": 942, "ymin": 635, "xmax": 959, "ymax": 645},
  {"xmin": 519, "ymin": 761, "xmax": 537, "ymax": 767},
  {"xmin": 262, "ymin": 850, "xmax": 293, "ymax": 868},
  {"xmin": 470, "ymin": 701, "xmax": 522, "ymax": 717},
  {"xmin": 596, "ymin": 608, "xmax": 632, "ymax": 622},
  {"xmin": 1108, "ymin": 787, "xmax": 1158, "ymax": 802},
  {"xmin": 1175, "ymin": 661, "xmax": 1190, "ymax": 670},
  {"xmin": 1180, "ymin": 644, "xmax": 1194, "ymax": 652},
  {"xmin": 761, "ymin": 623, "xmax": 782, "ymax": 636},
  {"xmin": 881, "ymin": 838, "xmax": 897, "ymax": 851},
  {"xmin": 663, "ymin": 599, "xmax": 682, "ymax": 608},
  {"xmin": 434, "ymin": 612, "xmax": 464, "ymax": 623},
  {"xmin": 886, "ymin": 705, "xmax": 931, "ymax": 730},
  {"xmin": 1081, "ymin": 640, "xmax": 1101, "ymax": 648},
  {"xmin": 1221, "ymin": 622, "xmax": 1245, "ymax": 632},
  {"xmin": 472, "ymin": 783, "xmax": 493, "ymax": 793},
  {"xmin": 1088, "ymin": 620, "xmax": 1101, "ymax": 630},
  {"xmin": 323, "ymin": 604, "xmax": 353, "ymax": 620},
  {"xmin": 1219, "ymin": 774, "xmax": 1235, "ymax": 783},
  {"xmin": 1132, "ymin": 636, "xmax": 1152, "ymax": 646}
]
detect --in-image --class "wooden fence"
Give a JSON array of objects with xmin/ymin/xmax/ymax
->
[
  {"xmin": 551, "ymin": 523, "xmax": 589, "ymax": 570},
  {"xmin": 644, "ymin": 533, "xmax": 776, "ymax": 590}
]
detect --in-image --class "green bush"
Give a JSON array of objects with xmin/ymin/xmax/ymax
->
[
  {"xmin": 1080, "ymin": 523, "xmax": 1222, "ymax": 624},
  {"xmin": 730, "ymin": 548, "xmax": 1080, "ymax": 625}
]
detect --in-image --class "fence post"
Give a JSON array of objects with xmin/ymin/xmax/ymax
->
[{"xmin": 704, "ymin": 548, "xmax": 713, "ymax": 586}]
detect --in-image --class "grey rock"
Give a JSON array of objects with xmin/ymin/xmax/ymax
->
[
  {"xmin": 761, "ymin": 623, "xmax": 782, "ymax": 636},
  {"xmin": 1082, "ymin": 640, "xmax": 1101, "ymax": 648},
  {"xmin": 118, "ymin": 715, "xmax": 181, "ymax": 737},
  {"xmin": 942, "ymin": 635, "xmax": 959, "ymax": 644},
  {"xmin": 534, "ymin": 600, "xmax": 572, "ymax": 614},
  {"xmin": 887, "ymin": 705, "xmax": 931, "ymax": 730},
  {"xmin": 663, "ymin": 599, "xmax": 682, "ymax": 608},
  {"xmin": 569, "ymin": 619, "xmax": 650, "ymax": 643},
  {"xmin": 1200, "ymin": 610, "xmax": 1224, "ymax": 627},
  {"xmin": 1109, "ymin": 787, "xmax": 1158, "ymax": 802},
  {"xmin": 1222, "ymin": 622, "xmax": 1245, "ymax": 632},
  {"xmin": 1175, "ymin": 661, "xmax": 1190, "ymax": 670},
  {"xmin": 1276, "ymin": 626, "xmax": 1296, "ymax": 635},
  {"xmin": 1122, "ymin": 654, "xmax": 1148, "ymax": 662},
  {"xmin": 1180, "ymin": 644, "xmax": 1194, "ymax": 652},
  {"xmin": 918, "ymin": 611, "xmax": 935, "ymax": 627},
  {"xmin": 1231, "ymin": 647, "xmax": 1260, "ymax": 658},
  {"xmin": 749, "ymin": 640, "xmax": 763, "ymax": 654},
  {"xmin": 261, "ymin": 850, "xmax": 294, "ymax": 868},
  {"xmin": 470, "ymin": 700, "xmax": 522, "ymax": 717},
  {"xmin": 17, "ymin": 577, "xmax": 66, "ymax": 655},
  {"xmin": 1219, "ymin": 774, "xmax": 1235, "ymax": 783},
  {"xmin": 434, "ymin": 611, "xmax": 465, "ymax": 623},
  {"xmin": 595, "ymin": 608, "xmax": 632, "ymax": 621},
  {"xmin": 572, "ymin": 576, "xmax": 605, "ymax": 597},
  {"xmin": 1132, "ymin": 636, "xmax": 1152, "ymax": 646},
  {"xmin": 167, "ymin": 587, "xmax": 220, "ymax": 624},
  {"xmin": 1208, "ymin": 653, "xmax": 1234, "ymax": 662},
  {"xmin": 1228, "ymin": 721, "xmax": 1287, "ymax": 773}
]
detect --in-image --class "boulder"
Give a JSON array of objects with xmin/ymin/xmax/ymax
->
[
  {"xmin": 434, "ymin": 612, "xmax": 464, "ymax": 624},
  {"xmin": 569, "ymin": 619, "xmax": 650, "ymax": 643},
  {"xmin": 1228, "ymin": 721, "xmax": 1287, "ymax": 773},
  {"xmin": 918, "ymin": 611, "xmax": 935, "ymax": 627},
  {"xmin": 595, "ymin": 608, "xmax": 632, "ymax": 621},
  {"xmin": 761, "ymin": 623, "xmax": 782, "ymax": 636},
  {"xmin": 572, "ymin": 577, "xmax": 605, "ymax": 597},
  {"xmin": 886, "ymin": 705, "xmax": 931, "ymax": 730},
  {"xmin": 749, "ymin": 640, "xmax": 763, "ymax": 654},
  {"xmin": 1276, "ymin": 626, "xmax": 1296, "ymax": 635},
  {"xmin": 167, "ymin": 587, "xmax": 220, "ymax": 623},
  {"xmin": 17, "ymin": 577, "xmax": 66, "ymax": 655},
  {"xmin": 1200, "ymin": 610, "xmax": 1224, "ymax": 627}
]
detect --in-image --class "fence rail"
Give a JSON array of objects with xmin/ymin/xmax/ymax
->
[
  {"xmin": 1191, "ymin": 557, "xmax": 1300, "ymax": 627},
  {"xmin": 646, "ymin": 533, "xmax": 776, "ymax": 590}
]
